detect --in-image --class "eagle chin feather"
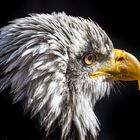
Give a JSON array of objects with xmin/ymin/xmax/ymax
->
[{"xmin": 0, "ymin": 12, "xmax": 113, "ymax": 140}]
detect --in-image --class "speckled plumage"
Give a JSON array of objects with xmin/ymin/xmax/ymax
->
[{"xmin": 0, "ymin": 12, "xmax": 114, "ymax": 140}]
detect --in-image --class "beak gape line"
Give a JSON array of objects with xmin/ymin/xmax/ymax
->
[{"xmin": 89, "ymin": 49, "xmax": 140, "ymax": 90}]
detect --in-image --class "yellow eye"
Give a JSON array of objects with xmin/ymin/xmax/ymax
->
[{"xmin": 83, "ymin": 53, "xmax": 96, "ymax": 65}]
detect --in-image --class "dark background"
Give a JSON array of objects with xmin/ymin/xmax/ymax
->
[{"xmin": 0, "ymin": 0, "xmax": 140, "ymax": 140}]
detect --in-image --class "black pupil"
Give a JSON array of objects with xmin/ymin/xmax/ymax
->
[{"xmin": 88, "ymin": 55, "xmax": 94, "ymax": 61}]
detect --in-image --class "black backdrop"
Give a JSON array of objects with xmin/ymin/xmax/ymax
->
[{"xmin": 0, "ymin": 0, "xmax": 140, "ymax": 140}]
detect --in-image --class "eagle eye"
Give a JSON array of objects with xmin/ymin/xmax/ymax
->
[{"xmin": 83, "ymin": 53, "xmax": 96, "ymax": 66}]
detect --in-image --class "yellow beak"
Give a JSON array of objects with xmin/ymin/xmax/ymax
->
[{"xmin": 89, "ymin": 49, "xmax": 140, "ymax": 90}]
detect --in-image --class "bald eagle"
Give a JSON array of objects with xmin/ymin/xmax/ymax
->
[{"xmin": 0, "ymin": 12, "xmax": 140, "ymax": 140}]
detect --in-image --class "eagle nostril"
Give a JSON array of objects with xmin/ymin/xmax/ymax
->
[{"xmin": 117, "ymin": 57, "xmax": 124, "ymax": 61}]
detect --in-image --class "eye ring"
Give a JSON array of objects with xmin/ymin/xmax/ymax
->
[{"xmin": 83, "ymin": 53, "xmax": 97, "ymax": 66}]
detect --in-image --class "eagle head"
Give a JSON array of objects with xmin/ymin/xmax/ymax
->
[{"xmin": 0, "ymin": 12, "xmax": 140, "ymax": 140}]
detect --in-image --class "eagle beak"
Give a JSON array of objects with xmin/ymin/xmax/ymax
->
[{"xmin": 89, "ymin": 49, "xmax": 140, "ymax": 90}]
